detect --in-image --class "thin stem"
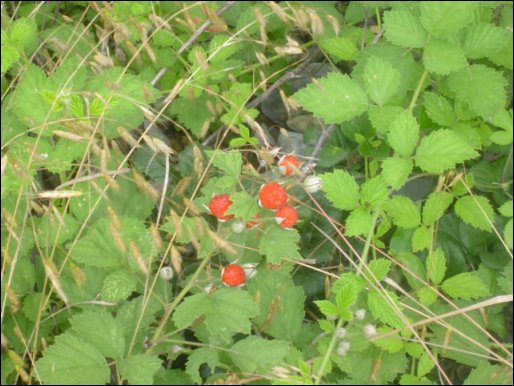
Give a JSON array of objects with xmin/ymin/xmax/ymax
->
[
  {"xmin": 357, "ymin": 210, "xmax": 381, "ymax": 274},
  {"xmin": 408, "ymin": 69, "xmax": 428, "ymax": 111},
  {"xmin": 314, "ymin": 318, "xmax": 343, "ymax": 385}
]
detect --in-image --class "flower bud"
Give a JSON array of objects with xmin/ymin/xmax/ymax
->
[
  {"xmin": 159, "ymin": 266, "xmax": 174, "ymax": 280},
  {"xmin": 303, "ymin": 175, "xmax": 323, "ymax": 193},
  {"xmin": 231, "ymin": 220, "xmax": 245, "ymax": 233}
]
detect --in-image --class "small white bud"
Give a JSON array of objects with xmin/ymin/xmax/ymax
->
[
  {"xmin": 203, "ymin": 283, "xmax": 214, "ymax": 293},
  {"xmin": 231, "ymin": 220, "xmax": 245, "ymax": 233},
  {"xmin": 355, "ymin": 309, "xmax": 366, "ymax": 320},
  {"xmin": 363, "ymin": 324, "xmax": 377, "ymax": 338},
  {"xmin": 336, "ymin": 340, "xmax": 350, "ymax": 356},
  {"xmin": 303, "ymin": 175, "xmax": 323, "ymax": 193},
  {"xmin": 159, "ymin": 266, "xmax": 174, "ymax": 280},
  {"xmin": 241, "ymin": 263, "xmax": 258, "ymax": 279},
  {"xmin": 335, "ymin": 327, "xmax": 347, "ymax": 339}
]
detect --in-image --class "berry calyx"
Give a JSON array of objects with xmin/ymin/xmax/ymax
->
[
  {"xmin": 275, "ymin": 205, "xmax": 298, "ymax": 228},
  {"xmin": 208, "ymin": 194, "xmax": 234, "ymax": 221},
  {"xmin": 221, "ymin": 264, "xmax": 246, "ymax": 287},
  {"xmin": 245, "ymin": 214, "xmax": 261, "ymax": 229},
  {"xmin": 279, "ymin": 154, "xmax": 300, "ymax": 176},
  {"xmin": 259, "ymin": 182, "xmax": 288, "ymax": 210}
]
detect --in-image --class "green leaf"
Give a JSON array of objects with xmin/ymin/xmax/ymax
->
[
  {"xmin": 185, "ymin": 348, "xmax": 219, "ymax": 385},
  {"xmin": 441, "ymin": 272, "xmax": 489, "ymax": 300},
  {"xmin": 422, "ymin": 191, "xmax": 454, "ymax": 226},
  {"xmin": 230, "ymin": 336, "xmax": 289, "ymax": 373},
  {"xmin": 497, "ymin": 261, "xmax": 513, "ymax": 294},
  {"xmin": 345, "ymin": 208, "xmax": 373, "ymax": 237},
  {"xmin": 367, "ymin": 290, "xmax": 404, "ymax": 329},
  {"xmin": 117, "ymin": 296, "xmax": 161, "ymax": 340},
  {"xmin": 319, "ymin": 36, "xmax": 357, "ymax": 61},
  {"xmin": 417, "ymin": 286, "xmax": 437, "ymax": 307},
  {"xmin": 336, "ymin": 283, "xmax": 357, "ymax": 311},
  {"xmin": 417, "ymin": 352, "xmax": 436, "ymax": 378},
  {"xmin": 504, "ymin": 219, "xmax": 513, "ymax": 250},
  {"xmin": 226, "ymin": 191, "xmax": 259, "ymax": 221},
  {"xmin": 464, "ymin": 362, "xmax": 513, "ymax": 385},
  {"xmin": 172, "ymin": 293, "xmax": 210, "ymax": 330},
  {"xmin": 411, "ymin": 226, "xmax": 432, "ymax": 252},
  {"xmin": 314, "ymin": 300, "xmax": 339, "ymax": 317},
  {"xmin": 415, "ymin": 129, "xmax": 479, "ymax": 173},
  {"xmin": 1, "ymin": 44, "xmax": 19, "ymax": 73},
  {"xmin": 396, "ymin": 252, "xmax": 427, "ymax": 290},
  {"xmin": 292, "ymin": 72, "xmax": 368, "ymax": 124},
  {"xmin": 387, "ymin": 110, "xmax": 419, "ymax": 158},
  {"xmin": 35, "ymin": 333, "xmax": 109, "ymax": 385},
  {"xmin": 367, "ymin": 259, "xmax": 392, "ymax": 282},
  {"xmin": 221, "ymin": 83, "xmax": 258, "ymax": 125},
  {"xmin": 455, "ymin": 195, "xmax": 495, "ymax": 232},
  {"xmin": 464, "ymin": 23, "xmax": 511, "ymax": 60},
  {"xmin": 426, "ymin": 248, "xmax": 446, "ymax": 285},
  {"xmin": 246, "ymin": 268, "xmax": 305, "ymax": 342},
  {"xmin": 498, "ymin": 200, "xmax": 513, "ymax": 217},
  {"xmin": 384, "ymin": 10, "xmax": 427, "ymax": 48},
  {"xmin": 8, "ymin": 17, "xmax": 38, "ymax": 53},
  {"xmin": 368, "ymin": 105, "xmax": 404, "ymax": 135},
  {"xmin": 363, "ymin": 56, "xmax": 401, "ymax": 106},
  {"xmin": 70, "ymin": 311, "xmax": 125, "ymax": 360},
  {"xmin": 381, "ymin": 157, "xmax": 413, "ymax": 190},
  {"xmin": 168, "ymin": 95, "xmax": 212, "ymax": 138},
  {"xmin": 119, "ymin": 354, "xmax": 162, "ymax": 385},
  {"xmin": 209, "ymin": 150, "xmax": 242, "ymax": 178},
  {"xmin": 372, "ymin": 326, "xmax": 404, "ymax": 353},
  {"xmin": 384, "ymin": 196, "xmax": 421, "ymax": 229},
  {"xmin": 101, "ymin": 270, "xmax": 137, "ymax": 302},
  {"xmin": 423, "ymin": 91, "xmax": 456, "ymax": 127},
  {"xmin": 320, "ymin": 169, "xmax": 360, "ymax": 211},
  {"xmin": 423, "ymin": 39, "xmax": 467, "ymax": 75},
  {"xmin": 448, "ymin": 65, "xmax": 507, "ymax": 121},
  {"xmin": 259, "ymin": 225, "xmax": 302, "ymax": 264},
  {"xmin": 360, "ymin": 176, "xmax": 389, "ymax": 207},
  {"xmin": 420, "ymin": 2, "xmax": 476, "ymax": 36}
]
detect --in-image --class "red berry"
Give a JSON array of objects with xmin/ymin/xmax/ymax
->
[
  {"xmin": 221, "ymin": 264, "xmax": 246, "ymax": 287},
  {"xmin": 259, "ymin": 182, "xmax": 287, "ymax": 210},
  {"xmin": 275, "ymin": 205, "xmax": 298, "ymax": 228},
  {"xmin": 279, "ymin": 155, "xmax": 300, "ymax": 175},
  {"xmin": 209, "ymin": 194, "xmax": 234, "ymax": 221}
]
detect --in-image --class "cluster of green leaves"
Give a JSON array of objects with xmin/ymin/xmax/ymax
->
[{"xmin": 1, "ymin": 1, "xmax": 512, "ymax": 385}]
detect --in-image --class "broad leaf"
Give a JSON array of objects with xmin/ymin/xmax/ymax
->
[
  {"xmin": 455, "ymin": 195, "xmax": 495, "ymax": 232},
  {"xmin": 381, "ymin": 157, "xmax": 413, "ymax": 190},
  {"xmin": 363, "ymin": 56, "xmax": 401, "ymax": 106},
  {"xmin": 384, "ymin": 10, "xmax": 427, "ymax": 48},
  {"xmin": 441, "ymin": 273, "xmax": 488, "ymax": 300},
  {"xmin": 426, "ymin": 248, "xmax": 446, "ymax": 285},
  {"xmin": 384, "ymin": 196, "xmax": 421, "ymax": 229},
  {"xmin": 119, "ymin": 354, "xmax": 162, "ymax": 385},
  {"xmin": 422, "ymin": 191, "xmax": 454, "ymax": 226},
  {"xmin": 423, "ymin": 39, "xmax": 467, "ymax": 75},
  {"xmin": 259, "ymin": 225, "xmax": 302, "ymax": 264},
  {"xmin": 320, "ymin": 169, "xmax": 360, "ymax": 211},
  {"xmin": 230, "ymin": 336, "xmax": 289, "ymax": 373},
  {"xmin": 387, "ymin": 110, "xmax": 419, "ymax": 158}
]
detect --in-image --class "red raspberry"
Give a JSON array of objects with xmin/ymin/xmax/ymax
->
[
  {"xmin": 279, "ymin": 154, "xmax": 300, "ymax": 176},
  {"xmin": 221, "ymin": 264, "xmax": 246, "ymax": 287},
  {"xmin": 208, "ymin": 194, "xmax": 234, "ymax": 222},
  {"xmin": 275, "ymin": 205, "xmax": 298, "ymax": 228},
  {"xmin": 259, "ymin": 182, "xmax": 287, "ymax": 210}
]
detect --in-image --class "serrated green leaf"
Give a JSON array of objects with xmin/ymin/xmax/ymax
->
[
  {"xmin": 1, "ymin": 44, "xmax": 20, "ymax": 73},
  {"xmin": 70, "ymin": 311, "xmax": 125, "ymax": 360},
  {"xmin": 314, "ymin": 300, "xmax": 339, "ymax": 316},
  {"xmin": 396, "ymin": 252, "xmax": 427, "ymax": 290},
  {"xmin": 498, "ymin": 200, "xmax": 513, "ymax": 217},
  {"xmin": 448, "ymin": 65, "xmax": 507, "ymax": 120},
  {"xmin": 372, "ymin": 326, "xmax": 404, "ymax": 353},
  {"xmin": 417, "ymin": 286, "xmax": 437, "ymax": 307},
  {"xmin": 417, "ymin": 352, "xmax": 436, "ymax": 378},
  {"xmin": 172, "ymin": 292, "xmax": 210, "ymax": 330},
  {"xmin": 230, "ymin": 336, "xmax": 289, "ymax": 373},
  {"xmin": 497, "ymin": 261, "xmax": 513, "ymax": 294},
  {"xmin": 185, "ymin": 348, "xmax": 219, "ymax": 385},
  {"xmin": 345, "ymin": 208, "xmax": 373, "ymax": 237},
  {"xmin": 368, "ymin": 105, "xmax": 404, "ymax": 135},
  {"xmin": 464, "ymin": 362, "xmax": 513, "ymax": 385},
  {"xmin": 319, "ymin": 36, "xmax": 357, "ymax": 61},
  {"xmin": 367, "ymin": 259, "xmax": 392, "ymax": 282},
  {"xmin": 426, "ymin": 248, "xmax": 446, "ymax": 285},
  {"xmin": 117, "ymin": 295, "xmax": 160, "ymax": 340},
  {"xmin": 363, "ymin": 56, "xmax": 401, "ymax": 106},
  {"xmin": 168, "ymin": 95, "xmax": 212, "ymax": 138},
  {"xmin": 336, "ymin": 283, "xmax": 357, "ymax": 311},
  {"xmin": 415, "ymin": 129, "xmax": 479, "ymax": 173},
  {"xmin": 441, "ymin": 272, "xmax": 488, "ymax": 300},
  {"xmin": 35, "ymin": 333, "xmax": 109, "ymax": 385},
  {"xmin": 259, "ymin": 225, "xmax": 302, "ymax": 263},
  {"xmin": 464, "ymin": 23, "xmax": 511, "ymax": 60},
  {"xmin": 411, "ymin": 226, "xmax": 432, "ymax": 252},
  {"xmin": 423, "ymin": 91, "xmax": 456, "ymax": 127},
  {"xmin": 381, "ymin": 157, "xmax": 413, "ymax": 190},
  {"xmin": 387, "ymin": 110, "xmax": 419, "ymax": 158},
  {"xmin": 320, "ymin": 169, "xmax": 360, "ymax": 211},
  {"xmin": 384, "ymin": 196, "xmax": 421, "ymax": 229},
  {"xmin": 101, "ymin": 270, "xmax": 136, "ymax": 302},
  {"xmin": 504, "ymin": 219, "xmax": 513, "ymax": 249},
  {"xmin": 420, "ymin": 2, "xmax": 476, "ymax": 36},
  {"xmin": 455, "ymin": 195, "xmax": 495, "ymax": 232},
  {"xmin": 119, "ymin": 354, "xmax": 162, "ymax": 385},
  {"xmin": 292, "ymin": 72, "xmax": 368, "ymax": 124},
  {"xmin": 423, "ymin": 39, "xmax": 467, "ymax": 75},
  {"xmin": 422, "ymin": 191, "xmax": 454, "ymax": 226},
  {"xmin": 226, "ymin": 191, "xmax": 259, "ymax": 221},
  {"xmin": 8, "ymin": 17, "xmax": 38, "ymax": 53},
  {"xmin": 209, "ymin": 150, "xmax": 242, "ymax": 178},
  {"xmin": 367, "ymin": 290, "xmax": 404, "ymax": 329},
  {"xmin": 384, "ymin": 10, "xmax": 427, "ymax": 48},
  {"xmin": 361, "ymin": 176, "xmax": 389, "ymax": 207}
]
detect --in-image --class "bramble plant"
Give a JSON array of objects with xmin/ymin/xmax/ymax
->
[{"xmin": 1, "ymin": 1, "xmax": 513, "ymax": 385}]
